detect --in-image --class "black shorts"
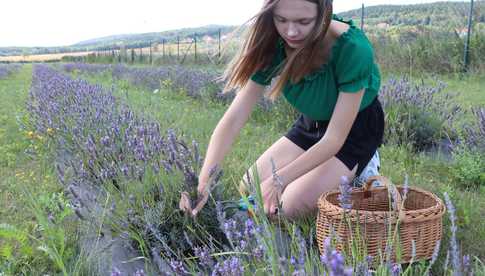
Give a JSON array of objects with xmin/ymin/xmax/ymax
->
[{"xmin": 285, "ymin": 97, "xmax": 385, "ymax": 177}]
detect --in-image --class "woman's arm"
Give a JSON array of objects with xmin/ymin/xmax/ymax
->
[
  {"xmin": 276, "ymin": 90, "xmax": 365, "ymax": 187},
  {"xmin": 191, "ymin": 80, "xmax": 265, "ymax": 215},
  {"xmin": 198, "ymin": 80, "xmax": 265, "ymax": 184}
]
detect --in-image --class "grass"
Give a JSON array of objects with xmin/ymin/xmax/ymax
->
[
  {"xmin": 1, "ymin": 63, "xmax": 483, "ymax": 274},
  {"xmin": 0, "ymin": 65, "xmax": 82, "ymax": 275}
]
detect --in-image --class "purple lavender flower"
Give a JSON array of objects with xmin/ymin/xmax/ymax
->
[
  {"xmin": 212, "ymin": 256, "xmax": 244, "ymax": 276},
  {"xmin": 338, "ymin": 176, "xmax": 353, "ymax": 210},
  {"xmin": 244, "ymin": 218, "xmax": 255, "ymax": 237},
  {"xmin": 444, "ymin": 192, "xmax": 462, "ymax": 275},
  {"xmin": 252, "ymin": 244, "xmax": 265, "ymax": 260},
  {"xmin": 429, "ymin": 239, "xmax": 441, "ymax": 267},
  {"xmin": 134, "ymin": 269, "xmax": 145, "ymax": 276},
  {"xmin": 295, "ymin": 228, "xmax": 307, "ymax": 267},
  {"xmin": 222, "ymin": 219, "xmax": 241, "ymax": 244},
  {"xmin": 391, "ymin": 263, "xmax": 401, "ymax": 276},
  {"xmin": 320, "ymin": 237, "xmax": 353, "ymax": 276},
  {"xmin": 194, "ymin": 246, "xmax": 214, "ymax": 267},
  {"xmin": 111, "ymin": 267, "xmax": 121, "ymax": 276},
  {"xmin": 355, "ymin": 261, "xmax": 372, "ymax": 276},
  {"xmin": 403, "ymin": 174, "xmax": 409, "ymax": 200},
  {"xmin": 169, "ymin": 259, "xmax": 188, "ymax": 275},
  {"xmin": 100, "ymin": 135, "xmax": 110, "ymax": 147},
  {"xmin": 365, "ymin": 255, "xmax": 373, "ymax": 267},
  {"xmin": 0, "ymin": 64, "xmax": 21, "ymax": 79}
]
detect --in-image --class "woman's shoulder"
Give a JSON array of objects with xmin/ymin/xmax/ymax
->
[{"xmin": 331, "ymin": 23, "xmax": 374, "ymax": 63}]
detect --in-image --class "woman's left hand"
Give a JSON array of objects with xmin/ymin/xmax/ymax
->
[{"xmin": 261, "ymin": 178, "xmax": 283, "ymax": 217}]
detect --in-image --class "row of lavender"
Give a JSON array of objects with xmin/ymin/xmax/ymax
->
[
  {"xmin": 62, "ymin": 62, "xmax": 278, "ymax": 109},
  {"xmin": 0, "ymin": 64, "xmax": 22, "ymax": 79},
  {"xmin": 28, "ymin": 65, "xmax": 479, "ymax": 275},
  {"xmin": 63, "ymin": 63, "xmax": 232, "ymax": 101},
  {"xmin": 28, "ymin": 65, "xmax": 226, "ymax": 274}
]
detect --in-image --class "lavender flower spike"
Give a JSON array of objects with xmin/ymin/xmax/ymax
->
[
  {"xmin": 443, "ymin": 192, "xmax": 462, "ymax": 275},
  {"xmin": 338, "ymin": 175, "xmax": 353, "ymax": 210}
]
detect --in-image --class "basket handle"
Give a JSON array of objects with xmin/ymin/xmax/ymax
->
[{"xmin": 363, "ymin": 176, "xmax": 405, "ymax": 215}]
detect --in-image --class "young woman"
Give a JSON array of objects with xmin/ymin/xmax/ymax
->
[{"xmin": 186, "ymin": 0, "xmax": 384, "ymax": 220}]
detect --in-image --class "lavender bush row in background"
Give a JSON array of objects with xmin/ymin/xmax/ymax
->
[
  {"xmin": 0, "ymin": 64, "xmax": 22, "ymax": 79},
  {"xmin": 63, "ymin": 62, "xmax": 112, "ymax": 74},
  {"xmin": 61, "ymin": 62, "xmax": 228, "ymax": 100},
  {"xmin": 30, "ymin": 65, "xmax": 202, "ymax": 191},
  {"xmin": 379, "ymin": 77, "xmax": 461, "ymax": 150},
  {"xmin": 61, "ymin": 62, "xmax": 279, "ymax": 108},
  {"xmin": 464, "ymin": 107, "xmax": 485, "ymax": 150}
]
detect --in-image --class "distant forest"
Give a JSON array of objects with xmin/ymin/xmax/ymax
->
[
  {"xmin": 1, "ymin": 1, "xmax": 483, "ymax": 57},
  {"xmin": 339, "ymin": 1, "xmax": 484, "ymax": 28}
]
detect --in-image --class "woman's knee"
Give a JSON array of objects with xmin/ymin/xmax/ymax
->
[
  {"xmin": 238, "ymin": 165, "xmax": 263, "ymax": 195},
  {"xmin": 280, "ymin": 193, "xmax": 315, "ymax": 220}
]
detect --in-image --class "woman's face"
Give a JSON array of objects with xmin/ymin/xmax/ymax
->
[{"xmin": 272, "ymin": 0, "xmax": 318, "ymax": 48}]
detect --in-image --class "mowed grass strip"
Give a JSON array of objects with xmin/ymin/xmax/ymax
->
[{"xmin": 0, "ymin": 65, "xmax": 80, "ymax": 274}]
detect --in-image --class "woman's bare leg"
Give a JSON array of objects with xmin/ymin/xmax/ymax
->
[
  {"xmin": 239, "ymin": 136, "xmax": 305, "ymax": 194},
  {"xmin": 279, "ymin": 157, "xmax": 357, "ymax": 220}
]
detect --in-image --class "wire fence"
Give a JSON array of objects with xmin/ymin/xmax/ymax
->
[
  {"xmin": 69, "ymin": 30, "xmax": 240, "ymax": 66},
  {"xmin": 64, "ymin": 1, "xmax": 484, "ymax": 74}
]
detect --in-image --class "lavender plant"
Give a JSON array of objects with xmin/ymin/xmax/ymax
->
[
  {"xmin": 61, "ymin": 62, "xmax": 296, "ymax": 120},
  {"xmin": 0, "ymin": 64, "xmax": 21, "ymax": 79},
  {"xmin": 62, "ymin": 63, "xmax": 112, "ymax": 74},
  {"xmin": 27, "ymin": 65, "xmax": 230, "ymax": 273},
  {"xmin": 380, "ymin": 76, "xmax": 461, "ymax": 151},
  {"xmin": 451, "ymin": 107, "xmax": 485, "ymax": 187}
]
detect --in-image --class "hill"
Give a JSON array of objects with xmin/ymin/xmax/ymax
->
[
  {"xmin": 0, "ymin": 25, "xmax": 236, "ymax": 57},
  {"xmin": 1, "ymin": 1, "xmax": 484, "ymax": 57},
  {"xmin": 338, "ymin": 1, "xmax": 484, "ymax": 28}
]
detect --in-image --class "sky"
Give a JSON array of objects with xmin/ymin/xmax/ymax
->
[{"xmin": 0, "ymin": 0, "xmax": 469, "ymax": 47}]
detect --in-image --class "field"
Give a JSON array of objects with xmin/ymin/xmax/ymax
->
[
  {"xmin": 0, "ymin": 51, "xmax": 96, "ymax": 63},
  {"xmin": 0, "ymin": 39, "xmax": 230, "ymax": 64},
  {"xmin": 0, "ymin": 62, "xmax": 484, "ymax": 276}
]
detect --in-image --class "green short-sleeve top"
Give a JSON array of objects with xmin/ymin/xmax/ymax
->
[{"xmin": 251, "ymin": 15, "xmax": 381, "ymax": 121}]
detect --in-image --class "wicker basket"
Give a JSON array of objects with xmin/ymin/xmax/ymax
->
[{"xmin": 316, "ymin": 176, "xmax": 445, "ymax": 264}]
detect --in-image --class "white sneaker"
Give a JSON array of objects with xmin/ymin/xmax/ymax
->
[{"xmin": 353, "ymin": 150, "xmax": 381, "ymax": 187}]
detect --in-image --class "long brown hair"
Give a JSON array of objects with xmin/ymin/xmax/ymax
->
[{"xmin": 222, "ymin": 0, "xmax": 333, "ymax": 100}]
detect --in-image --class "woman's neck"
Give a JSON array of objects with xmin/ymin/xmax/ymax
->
[{"xmin": 284, "ymin": 19, "xmax": 342, "ymax": 60}]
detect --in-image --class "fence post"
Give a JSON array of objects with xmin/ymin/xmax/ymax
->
[
  {"xmin": 149, "ymin": 43, "xmax": 152, "ymax": 65},
  {"xmin": 218, "ymin": 28, "xmax": 221, "ymax": 60},
  {"xmin": 463, "ymin": 0, "xmax": 474, "ymax": 73},
  {"xmin": 361, "ymin": 3, "xmax": 365, "ymax": 31},
  {"xmin": 194, "ymin": 33, "xmax": 197, "ymax": 63},
  {"xmin": 177, "ymin": 36, "xmax": 180, "ymax": 61}
]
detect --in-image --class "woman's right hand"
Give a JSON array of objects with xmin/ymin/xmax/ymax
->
[{"xmin": 191, "ymin": 179, "xmax": 210, "ymax": 217}]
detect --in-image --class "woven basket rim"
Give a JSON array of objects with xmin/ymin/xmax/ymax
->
[{"xmin": 318, "ymin": 185, "xmax": 446, "ymax": 218}]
